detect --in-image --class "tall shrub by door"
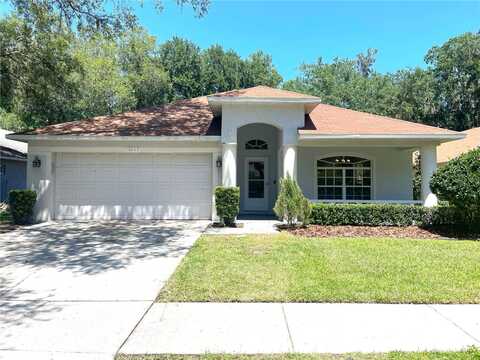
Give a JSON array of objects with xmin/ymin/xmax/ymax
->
[{"xmin": 274, "ymin": 175, "xmax": 311, "ymax": 226}]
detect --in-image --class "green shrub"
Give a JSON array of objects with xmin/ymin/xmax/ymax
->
[
  {"xmin": 274, "ymin": 175, "xmax": 311, "ymax": 226},
  {"xmin": 311, "ymin": 203, "xmax": 429, "ymax": 226},
  {"xmin": 430, "ymin": 148, "xmax": 480, "ymax": 225},
  {"xmin": 8, "ymin": 190, "xmax": 37, "ymax": 225},
  {"xmin": 310, "ymin": 203, "xmax": 468, "ymax": 227},
  {"xmin": 214, "ymin": 186, "xmax": 240, "ymax": 226}
]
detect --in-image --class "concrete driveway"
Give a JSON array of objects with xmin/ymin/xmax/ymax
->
[{"xmin": 0, "ymin": 220, "xmax": 208, "ymax": 360}]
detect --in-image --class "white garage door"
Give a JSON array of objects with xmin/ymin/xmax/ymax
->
[{"xmin": 54, "ymin": 153, "xmax": 212, "ymax": 220}]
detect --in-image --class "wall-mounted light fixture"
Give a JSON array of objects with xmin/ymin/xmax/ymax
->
[
  {"xmin": 32, "ymin": 156, "xmax": 42, "ymax": 168},
  {"xmin": 216, "ymin": 157, "xmax": 222, "ymax": 168}
]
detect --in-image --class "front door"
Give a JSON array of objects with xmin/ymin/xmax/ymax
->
[{"xmin": 244, "ymin": 157, "xmax": 268, "ymax": 212}]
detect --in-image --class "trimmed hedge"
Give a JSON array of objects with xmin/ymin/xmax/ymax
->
[
  {"xmin": 310, "ymin": 203, "xmax": 464, "ymax": 227},
  {"xmin": 9, "ymin": 189, "xmax": 37, "ymax": 225},
  {"xmin": 215, "ymin": 186, "xmax": 240, "ymax": 226}
]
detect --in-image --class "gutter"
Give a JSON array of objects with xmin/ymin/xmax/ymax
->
[
  {"xmin": 0, "ymin": 156, "xmax": 27, "ymax": 162},
  {"xmin": 298, "ymin": 133, "xmax": 466, "ymax": 141},
  {"xmin": 6, "ymin": 134, "xmax": 222, "ymax": 142}
]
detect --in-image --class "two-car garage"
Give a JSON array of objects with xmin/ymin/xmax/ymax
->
[{"xmin": 54, "ymin": 152, "xmax": 213, "ymax": 220}]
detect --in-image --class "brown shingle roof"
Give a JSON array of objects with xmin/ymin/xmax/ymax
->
[
  {"xmin": 21, "ymin": 97, "xmax": 220, "ymax": 136},
  {"xmin": 437, "ymin": 127, "xmax": 480, "ymax": 164},
  {"xmin": 301, "ymin": 104, "xmax": 458, "ymax": 135},
  {"xmin": 17, "ymin": 86, "xmax": 458, "ymax": 137}
]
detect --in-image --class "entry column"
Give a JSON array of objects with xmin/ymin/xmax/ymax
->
[
  {"xmin": 420, "ymin": 144, "xmax": 438, "ymax": 207},
  {"xmin": 282, "ymin": 144, "xmax": 297, "ymax": 179},
  {"xmin": 222, "ymin": 143, "xmax": 237, "ymax": 187}
]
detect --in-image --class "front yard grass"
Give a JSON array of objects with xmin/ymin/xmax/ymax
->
[
  {"xmin": 157, "ymin": 233, "xmax": 480, "ymax": 303},
  {"xmin": 116, "ymin": 348, "xmax": 480, "ymax": 359}
]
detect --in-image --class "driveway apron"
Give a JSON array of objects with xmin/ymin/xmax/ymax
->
[{"xmin": 0, "ymin": 220, "xmax": 208, "ymax": 360}]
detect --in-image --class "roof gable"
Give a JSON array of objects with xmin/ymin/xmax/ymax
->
[
  {"xmin": 437, "ymin": 127, "xmax": 480, "ymax": 163},
  {"xmin": 301, "ymin": 104, "xmax": 459, "ymax": 136}
]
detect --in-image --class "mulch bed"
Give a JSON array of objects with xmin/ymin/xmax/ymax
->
[{"xmin": 287, "ymin": 225, "xmax": 480, "ymax": 240}]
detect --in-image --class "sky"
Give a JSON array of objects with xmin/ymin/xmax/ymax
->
[{"xmin": 1, "ymin": 1, "xmax": 479, "ymax": 80}]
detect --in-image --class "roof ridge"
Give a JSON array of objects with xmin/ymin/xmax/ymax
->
[{"xmin": 208, "ymin": 85, "xmax": 320, "ymax": 99}]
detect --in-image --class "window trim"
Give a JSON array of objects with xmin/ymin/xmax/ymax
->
[
  {"xmin": 245, "ymin": 139, "xmax": 268, "ymax": 150},
  {"xmin": 314, "ymin": 153, "xmax": 376, "ymax": 201}
]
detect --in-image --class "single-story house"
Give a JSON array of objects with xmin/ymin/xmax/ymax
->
[
  {"xmin": 0, "ymin": 129, "xmax": 27, "ymax": 202},
  {"xmin": 8, "ymin": 86, "xmax": 464, "ymax": 222},
  {"xmin": 437, "ymin": 127, "xmax": 479, "ymax": 166}
]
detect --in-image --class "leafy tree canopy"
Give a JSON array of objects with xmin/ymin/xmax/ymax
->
[
  {"xmin": 8, "ymin": 0, "xmax": 209, "ymax": 34},
  {"xmin": 425, "ymin": 32, "xmax": 480, "ymax": 130}
]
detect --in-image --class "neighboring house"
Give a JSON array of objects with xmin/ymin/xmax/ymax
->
[
  {"xmin": 437, "ymin": 127, "xmax": 480, "ymax": 166},
  {"xmin": 0, "ymin": 129, "xmax": 27, "ymax": 202},
  {"xmin": 8, "ymin": 86, "xmax": 464, "ymax": 222}
]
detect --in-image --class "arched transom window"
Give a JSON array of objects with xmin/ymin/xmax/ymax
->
[
  {"xmin": 245, "ymin": 139, "xmax": 268, "ymax": 150},
  {"xmin": 317, "ymin": 156, "xmax": 372, "ymax": 200}
]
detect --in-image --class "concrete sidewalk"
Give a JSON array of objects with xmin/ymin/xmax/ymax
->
[{"xmin": 120, "ymin": 303, "xmax": 480, "ymax": 355}]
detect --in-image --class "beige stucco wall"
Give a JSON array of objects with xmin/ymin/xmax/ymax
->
[{"xmin": 297, "ymin": 146, "xmax": 414, "ymax": 201}]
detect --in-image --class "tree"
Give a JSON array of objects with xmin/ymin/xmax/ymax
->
[
  {"xmin": 284, "ymin": 56, "xmax": 360, "ymax": 108},
  {"xmin": 129, "ymin": 63, "xmax": 171, "ymax": 108},
  {"xmin": 283, "ymin": 54, "xmax": 397, "ymax": 116},
  {"xmin": 159, "ymin": 37, "xmax": 203, "ymax": 99},
  {"xmin": 72, "ymin": 34, "xmax": 137, "ymax": 117},
  {"xmin": 0, "ymin": 108, "xmax": 24, "ymax": 131},
  {"xmin": 8, "ymin": 0, "xmax": 209, "ymax": 34},
  {"xmin": 242, "ymin": 51, "xmax": 282, "ymax": 88},
  {"xmin": 391, "ymin": 68, "xmax": 438, "ymax": 126},
  {"xmin": 0, "ymin": 15, "xmax": 81, "ymax": 128},
  {"xmin": 356, "ymin": 48, "xmax": 378, "ymax": 77},
  {"xmin": 201, "ymin": 45, "xmax": 243, "ymax": 94},
  {"xmin": 425, "ymin": 32, "xmax": 480, "ymax": 131},
  {"xmin": 117, "ymin": 28, "xmax": 171, "ymax": 107}
]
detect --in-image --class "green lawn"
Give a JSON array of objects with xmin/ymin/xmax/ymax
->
[
  {"xmin": 157, "ymin": 233, "xmax": 480, "ymax": 303},
  {"xmin": 116, "ymin": 348, "xmax": 480, "ymax": 360}
]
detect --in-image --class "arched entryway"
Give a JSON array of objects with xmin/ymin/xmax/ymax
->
[{"xmin": 237, "ymin": 123, "xmax": 280, "ymax": 215}]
